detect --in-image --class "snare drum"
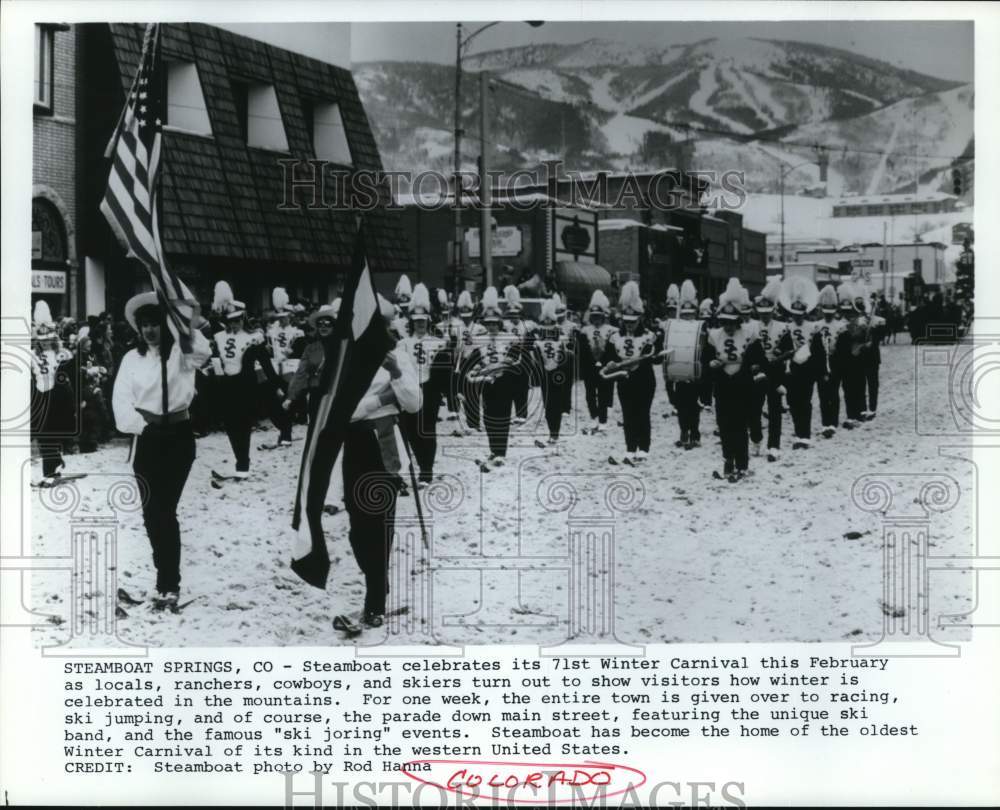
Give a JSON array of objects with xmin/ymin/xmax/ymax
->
[{"xmin": 663, "ymin": 319, "xmax": 705, "ymax": 382}]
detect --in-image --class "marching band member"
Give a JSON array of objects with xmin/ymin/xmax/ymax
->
[
  {"xmin": 531, "ymin": 295, "xmax": 574, "ymax": 451},
  {"xmin": 780, "ymin": 277, "xmax": 826, "ymax": 450},
  {"xmin": 436, "ymin": 289, "xmax": 461, "ymax": 422},
  {"xmin": 30, "ymin": 301, "xmax": 74, "ymax": 485},
  {"xmin": 578, "ymin": 290, "xmax": 615, "ymax": 433},
  {"xmin": 754, "ymin": 278, "xmax": 789, "ymax": 462},
  {"xmin": 267, "ymin": 287, "xmax": 303, "ymax": 373},
  {"xmin": 469, "ymin": 287, "xmax": 518, "ymax": 466},
  {"xmin": 855, "ymin": 289, "xmax": 885, "ymax": 421},
  {"xmin": 210, "ymin": 282, "xmax": 287, "ymax": 478},
  {"xmin": 112, "ymin": 292, "xmax": 212, "ymax": 610},
  {"xmin": 390, "ymin": 275, "xmax": 412, "ymax": 339},
  {"xmin": 555, "ymin": 294, "xmax": 577, "ymax": 415},
  {"xmin": 503, "ymin": 285, "xmax": 534, "ymax": 426},
  {"xmin": 704, "ymin": 279, "xmax": 767, "ymax": 482},
  {"xmin": 665, "ymin": 280, "xmax": 704, "ymax": 450},
  {"xmin": 697, "ymin": 297, "xmax": 716, "ymax": 411},
  {"xmin": 454, "ymin": 291, "xmax": 485, "ymax": 435},
  {"xmin": 661, "ymin": 283, "xmax": 680, "ymax": 418},
  {"xmin": 816, "ymin": 284, "xmax": 847, "ymax": 438},
  {"xmin": 601, "ymin": 282, "xmax": 662, "ymax": 465},
  {"xmin": 398, "ymin": 283, "xmax": 449, "ymax": 485},
  {"xmin": 835, "ymin": 282, "xmax": 866, "ymax": 429}
]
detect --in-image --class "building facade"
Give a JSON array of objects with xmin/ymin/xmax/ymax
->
[
  {"xmin": 34, "ymin": 22, "xmax": 410, "ymax": 321},
  {"xmin": 32, "ymin": 23, "xmax": 79, "ymax": 320}
]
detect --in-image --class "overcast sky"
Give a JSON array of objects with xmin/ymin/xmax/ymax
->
[{"xmin": 351, "ymin": 20, "xmax": 974, "ymax": 83}]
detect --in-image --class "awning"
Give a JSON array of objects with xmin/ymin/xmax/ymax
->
[{"xmin": 554, "ymin": 261, "xmax": 613, "ymax": 310}]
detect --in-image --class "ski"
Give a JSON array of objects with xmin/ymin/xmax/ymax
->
[
  {"xmin": 117, "ymin": 588, "xmax": 144, "ymax": 606},
  {"xmin": 474, "ymin": 459, "xmax": 491, "ymax": 473},
  {"xmin": 211, "ymin": 470, "xmax": 246, "ymax": 482},
  {"xmin": 31, "ymin": 472, "xmax": 88, "ymax": 489},
  {"xmin": 258, "ymin": 441, "xmax": 294, "ymax": 451},
  {"xmin": 332, "ymin": 614, "xmax": 364, "ymax": 637}
]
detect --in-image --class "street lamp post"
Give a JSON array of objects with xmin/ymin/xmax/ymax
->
[
  {"xmin": 453, "ymin": 21, "xmax": 543, "ymax": 293},
  {"xmin": 777, "ymin": 145, "xmax": 827, "ymax": 274}
]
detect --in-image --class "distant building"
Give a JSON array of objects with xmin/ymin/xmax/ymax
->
[
  {"xmin": 797, "ymin": 242, "xmax": 951, "ymax": 300},
  {"xmin": 36, "ymin": 22, "xmax": 409, "ymax": 319},
  {"xmin": 766, "ymin": 236, "xmax": 841, "ymax": 271},
  {"xmin": 831, "ymin": 192, "xmax": 958, "ymax": 218},
  {"xmin": 599, "ymin": 208, "xmax": 766, "ymax": 306}
]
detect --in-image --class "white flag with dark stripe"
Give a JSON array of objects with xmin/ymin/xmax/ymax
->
[{"xmin": 100, "ymin": 23, "xmax": 198, "ymax": 350}]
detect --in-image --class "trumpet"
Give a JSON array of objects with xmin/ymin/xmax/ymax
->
[
  {"xmin": 468, "ymin": 360, "xmax": 514, "ymax": 384},
  {"xmin": 600, "ymin": 349, "xmax": 672, "ymax": 380}
]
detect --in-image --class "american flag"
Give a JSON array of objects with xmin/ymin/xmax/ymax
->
[{"xmin": 100, "ymin": 23, "xmax": 198, "ymax": 351}]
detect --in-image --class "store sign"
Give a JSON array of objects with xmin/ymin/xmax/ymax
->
[
  {"xmin": 553, "ymin": 208, "xmax": 597, "ymax": 264},
  {"xmin": 32, "ymin": 270, "xmax": 66, "ymax": 293},
  {"xmin": 465, "ymin": 226, "xmax": 523, "ymax": 258}
]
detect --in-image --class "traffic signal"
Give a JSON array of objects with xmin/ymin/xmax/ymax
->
[
  {"xmin": 952, "ymin": 167, "xmax": 964, "ymax": 197},
  {"xmin": 954, "ymin": 247, "xmax": 974, "ymax": 301}
]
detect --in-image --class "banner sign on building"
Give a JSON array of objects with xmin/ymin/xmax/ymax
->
[
  {"xmin": 465, "ymin": 225, "xmax": 523, "ymax": 258},
  {"xmin": 31, "ymin": 270, "xmax": 67, "ymax": 294},
  {"xmin": 553, "ymin": 208, "xmax": 597, "ymax": 265}
]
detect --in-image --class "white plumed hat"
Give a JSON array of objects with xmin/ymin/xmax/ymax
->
[
  {"xmin": 504, "ymin": 285, "xmax": 522, "ymax": 314},
  {"xmin": 409, "ymin": 283, "xmax": 432, "ymax": 319},
  {"xmin": 665, "ymin": 283, "xmax": 680, "ymax": 307},
  {"xmin": 679, "ymin": 279, "xmax": 698, "ymax": 313},
  {"xmin": 394, "ymin": 275, "xmax": 413, "ymax": 303},
  {"xmin": 588, "ymin": 289, "xmax": 610, "ymax": 315},
  {"xmin": 212, "ymin": 281, "xmax": 245, "ymax": 319},
  {"xmin": 480, "ymin": 286, "xmax": 502, "ymax": 321},
  {"xmin": 457, "ymin": 290, "xmax": 474, "ymax": 315},
  {"xmin": 619, "ymin": 281, "xmax": 644, "ymax": 320}
]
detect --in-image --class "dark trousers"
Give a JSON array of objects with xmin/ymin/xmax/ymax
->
[
  {"xmin": 400, "ymin": 383, "xmax": 439, "ymax": 482},
  {"xmin": 841, "ymin": 361, "xmax": 866, "ymax": 422},
  {"xmin": 787, "ymin": 369, "xmax": 815, "ymax": 440},
  {"xmin": 220, "ymin": 375, "xmax": 254, "ymax": 471},
  {"xmin": 617, "ymin": 374, "xmax": 654, "ymax": 453},
  {"xmin": 459, "ymin": 365, "xmax": 482, "ymax": 430},
  {"xmin": 482, "ymin": 376, "xmax": 513, "ymax": 458},
  {"xmin": 32, "ymin": 389, "xmax": 66, "ymax": 477},
  {"xmin": 765, "ymin": 377, "xmax": 784, "ymax": 450},
  {"xmin": 343, "ymin": 425, "xmax": 398, "ymax": 616},
  {"xmin": 864, "ymin": 357, "xmax": 880, "ymax": 413},
  {"xmin": 446, "ymin": 371, "xmax": 461, "ymax": 414},
  {"xmin": 715, "ymin": 374, "xmax": 750, "ymax": 473},
  {"xmin": 818, "ymin": 372, "xmax": 841, "ymax": 428},
  {"xmin": 674, "ymin": 380, "xmax": 702, "ymax": 442},
  {"xmin": 511, "ymin": 372, "xmax": 530, "ymax": 420},
  {"xmin": 264, "ymin": 385, "xmax": 293, "ymax": 442},
  {"xmin": 133, "ymin": 421, "xmax": 195, "ymax": 594},
  {"xmin": 561, "ymin": 363, "xmax": 574, "ymax": 414},
  {"xmin": 543, "ymin": 369, "xmax": 567, "ymax": 439},
  {"xmin": 746, "ymin": 381, "xmax": 765, "ymax": 445},
  {"xmin": 583, "ymin": 373, "xmax": 613, "ymax": 423}
]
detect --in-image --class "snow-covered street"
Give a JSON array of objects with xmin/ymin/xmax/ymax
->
[{"xmin": 29, "ymin": 339, "xmax": 974, "ymax": 649}]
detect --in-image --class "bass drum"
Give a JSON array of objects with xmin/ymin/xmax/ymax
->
[{"xmin": 663, "ymin": 319, "xmax": 705, "ymax": 382}]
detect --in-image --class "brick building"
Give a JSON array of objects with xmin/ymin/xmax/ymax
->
[
  {"xmin": 32, "ymin": 23, "xmax": 79, "ymax": 319},
  {"xmin": 34, "ymin": 22, "xmax": 409, "ymax": 320}
]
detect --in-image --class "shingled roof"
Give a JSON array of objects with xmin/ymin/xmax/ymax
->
[{"xmin": 107, "ymin": 23, "xmax": 410, "ymax": 273}]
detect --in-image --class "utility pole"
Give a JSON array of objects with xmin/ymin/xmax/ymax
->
[
  {"xmin": 452, "ymin": 22, "xmax": 464, "ymax": 295},
  {"xmin": 480, "ymin": 70, "xmax": 492, "ymax": 289},
  {"xmin": 882, "ymin": 221, "xmax": 888, "ymax": 299}
]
